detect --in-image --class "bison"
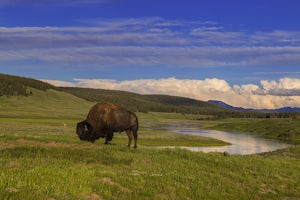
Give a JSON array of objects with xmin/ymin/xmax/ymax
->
[{"xmin": 76, "ymin": 103, "xmax": 138, "ymax": 148}]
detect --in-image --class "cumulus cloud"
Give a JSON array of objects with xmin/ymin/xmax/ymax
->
[
  {"xmin": 260, "ymin": 78, "xmax": 300, "ymax": 96},
  {"xmin": 43, "ymin": 77, "xmax": 300, "ymax": 109}
]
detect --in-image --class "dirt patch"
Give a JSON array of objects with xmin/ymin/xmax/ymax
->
[
  {"xmin": 259, "ymin": 184, "xmax": 278, "ymax": 195},
  {"xmin": 84, "ymin": 193, "xmax": 103, "ymax": 200},
  {"xmin": 0, "ymin": 139, "xmax": 105, "ymax": 150},
  {"xmin": 4, "ymin": 160, "xmax": 20, "ymax": 169},
  {"xmin": 100, "ymin": 177, "xmax": 131, "ymax": 193},
  {"xmin": 0, "ymin": 142, "xmax": 17, "ymax": 150}
]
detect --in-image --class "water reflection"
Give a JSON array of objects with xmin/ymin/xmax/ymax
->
[{"xmin": 152, "ymin": 122, "xmax": 292, "ymax": 155}]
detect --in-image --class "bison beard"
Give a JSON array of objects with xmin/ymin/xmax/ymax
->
[
  {"xmin": 76, "ymin": 103, "xmax": 138, "ymax": 148},
  {"xmin": 76, "ymin": 120, "xmax": 104, "ymax": 143}
]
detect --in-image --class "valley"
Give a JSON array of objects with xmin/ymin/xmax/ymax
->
[{"xmin": 0, "ymin": 74, "xmax": 299, "ymax": 199}]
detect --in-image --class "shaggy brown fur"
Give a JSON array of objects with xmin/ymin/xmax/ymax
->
[{"xmin": 76, "ymin": 103, "xmax": 138, "ymax": 148}]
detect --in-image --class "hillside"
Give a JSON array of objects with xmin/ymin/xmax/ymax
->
[
  {"xmin": 0, "ymin": 87, "xmax": 93, "ymax": 119},
  {"xmin": 0, "ymin": 73, "xmax": 54, "ymax": 96},
  {"xmin": 1, "ymin": 73, "xmax": 231, "ymax": 116},
  {"xmin": 0, "ymin": 73, "xmax": 272, "ymax": 117},
  {"xmin": 57, "ymin": 87, "xmax": 231, "ymax": 115}
]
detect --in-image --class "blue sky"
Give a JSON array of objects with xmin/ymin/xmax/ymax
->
[{"xmin": 1, "ymin": 0, "xmax": 300, "ymax": 108}]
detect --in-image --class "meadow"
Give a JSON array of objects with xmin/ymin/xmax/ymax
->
[{"xmin": 0, "ymin": 89, "xmax": 299, "ymax": 199}]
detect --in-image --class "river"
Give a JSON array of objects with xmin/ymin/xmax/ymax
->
[{"xmin": 153, "ymin": 122, "xmax": 292, "ymax": 155}]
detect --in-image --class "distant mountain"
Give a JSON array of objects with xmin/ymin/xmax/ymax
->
[
  {"xmin": 208, "ymin": 100, "xmax": 253, "ymax": 111},
  {"xmin": 259, "ymin": 107, "xmax": 300, "ymax": 113},
  {"xmin": 208, "ymin": 100, "xmax": 300, "ymax": 113}
]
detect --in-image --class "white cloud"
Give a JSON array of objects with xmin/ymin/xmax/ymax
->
[
  {"xmin": 1, "ymin": 20, "xmax": 300, "ymax": 68},
  {"xmin": 2, "ymin": 46, "xmax": 300, "ymax": 68},
  {"xmin": 43, "ymin": 77, "xmax": 300, "ymax": 109},
  {"xmin": 42, "ymin": 79, "xmax": 76, "ymax": 87},
  {"xmin": 269, "ymin": 77, "xmax": 300, "ymax": 90},
  {"xmin": 260, "ymin": 78, "xmax": 300, "ymax": 96}
]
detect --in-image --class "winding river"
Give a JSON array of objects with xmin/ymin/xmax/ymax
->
[{"xmin": 153, "ymin": 122, "xmax": 292, "ymax": 155}]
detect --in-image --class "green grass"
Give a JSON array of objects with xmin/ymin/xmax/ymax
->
[
  {"xmin": 0, "ymin": 88, "xmax": 93, "ymax": 119},
  {"xmin": 0, "ymin": 116, "xmax": 299, "ymax": 199},
  {"xmin": 1, "ymin": 144, "xmax": 299, "ymax": 199},
  {"xmin": 0, "ymin": 88, "xmax": 299, "ymax": 199},
  {"xmin": 0, "ymin": 117, "xmax": 228, "ymax": 147},
  {"xmin": 0, "ymin": 89, "xmax": 228, "ymax": 147}
]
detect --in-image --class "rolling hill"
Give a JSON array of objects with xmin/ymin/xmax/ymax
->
[
  {"xmin": 0, "ymin": 87, "xmax": 93, "ymax": 119},
  {"xmin": 0, "ymin": 73, "xmax": 232, "ymax": 116},
  {"xmin": 0, "ymin": 74, "xmax": 93, "ymax": 119},
  {"xmin": 0, "ymin": 73, "xmax": 54, "ymax": 96},
  {"xmin": 57, "ymin": 87, "xmax": 230, "ymax": 114},
  {"xmin": 2, "ymin": 73, "xmax": 296, "ymax": 118}
]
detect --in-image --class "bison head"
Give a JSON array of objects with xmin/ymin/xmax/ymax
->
[{"xmin": 76, "ymin": 120, "xmax": 97, "ymax": 143}]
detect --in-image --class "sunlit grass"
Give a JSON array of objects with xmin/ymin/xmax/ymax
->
[
  {"xmin": 0, "ymin": 88, "xmax": 299, "ymax": 199},
  {"xmin": 1, "ymin": 144, "xmax": 299, "ymax": 199},
  {"xmin": 0, "ymin": 117, "xmax": 228, "ymax": 147},
  {"xmin": 0, "ymin": 115, "xmax": 299, "ymax": 199}
]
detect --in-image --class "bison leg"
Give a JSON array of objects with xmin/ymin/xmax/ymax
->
[
  {"xmin": 126, "ymin": 129, "xmax": 133, "ymax": 148},
  {"xmin": 104, "ymin": 136, "xmax": 109, "ymax": 144},
  {"xmin": 105, "ymin": 131, "xmax": 114, "ymax": 145},
  {"xmin": 108, "ymin": 132, "xmax": 114, "ymax": 142},
  {"xmin": 133, "ymin": 129, "xmax": 138, "ymax": 148}
]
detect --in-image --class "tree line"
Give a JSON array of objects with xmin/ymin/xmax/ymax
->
[{"xmin": 0, "ymin": 73, "xmax": 54, "ymax": 96}]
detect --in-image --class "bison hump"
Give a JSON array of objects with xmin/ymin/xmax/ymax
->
[{"xmin": 86, "ymin": 103, "xmax": 127, "ymax": 131}]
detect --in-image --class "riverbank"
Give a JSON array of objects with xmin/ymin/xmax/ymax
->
[
  {"xmin": 137, "ymin": 112, "xmax": 300, "ymax": 146},
  {"xmin": 209, "ymin": 118, "xmax": 300, "ymax": 145}
]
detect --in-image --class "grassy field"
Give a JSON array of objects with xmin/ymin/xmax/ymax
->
[
  {"xmin": 0, "ymin": 89, "xmax": 299, "ymax": 199},
  {"xmin": 1, "ymin": 140, "xmax": 299, "ymax": 199}
]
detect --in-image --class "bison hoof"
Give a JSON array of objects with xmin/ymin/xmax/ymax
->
[{"xmin": 127, "ymin": 145, "xmax": 137, "ymax": 148}]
